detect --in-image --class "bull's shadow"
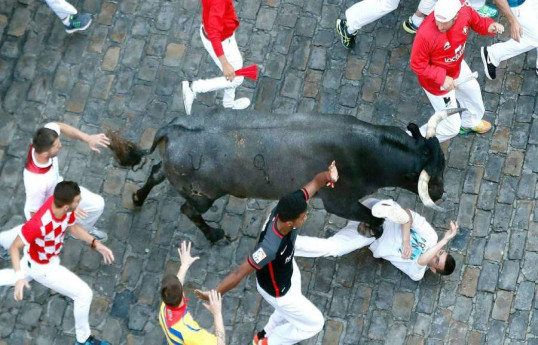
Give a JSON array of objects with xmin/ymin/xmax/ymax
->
[{"xmin": 108, "ymin": 108, "xmax": 461, "ymax": 243}]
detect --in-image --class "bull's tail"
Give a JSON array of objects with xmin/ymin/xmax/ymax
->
[{"xmin": 106, "ymin": 128, "xmax": 168, "ymax": 169}]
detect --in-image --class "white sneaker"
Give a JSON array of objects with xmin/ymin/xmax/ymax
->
[
  {"xmin": 89, "ymin": 228, "xmax": 108, "ymax": 243},
  {"xmin": 372, "ymin": 199, "xmax": 410, "ymax": 224},
  {"xmin": 182, "ymin": 81, "xmax": 195, "ymax": 115},
  {"xmin": 223, "ymin": 97, "xmax": 250, "ymax": 110}
]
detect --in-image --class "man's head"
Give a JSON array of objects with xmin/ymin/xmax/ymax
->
[
  {"xmin": 160, "ymin": 274, "xmax": 184, "ymax": 307},
  {"xmin": 33, "ymin": 127, "xmax": 61, "ymax": 157},
  {"xmin": 53, "ymin": 181, "xmax": 81, "ymax": 212},
  {"xmin": 434, "ymin": 0, "xmax": 461, "ymax": 32},
  {"xmin": 428, "ymin": 249, "xmax": 456, "ymax": 275},
  {"xmin": 276, "ymin": 190, "xmax": 308, "ymax": 229}
]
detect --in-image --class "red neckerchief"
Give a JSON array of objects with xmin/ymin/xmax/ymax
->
[
  {"xmin": 165, "ymin": 299, "xmax": 189, "ymax": 328},
  {"xmin": 25, "ymin": 145, "xmax": 52, "ymax": 174}
]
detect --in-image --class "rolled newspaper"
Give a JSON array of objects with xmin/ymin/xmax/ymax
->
[{"xmin": 440, "ymin": 71, "xmax": 479, "ymax": 91}]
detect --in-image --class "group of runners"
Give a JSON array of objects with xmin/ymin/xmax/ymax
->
[{"xmin": 1, "ymin": 0, "xmax": 536, "ymax": 343}]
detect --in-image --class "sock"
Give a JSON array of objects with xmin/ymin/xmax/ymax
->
[
  {"xmin": 346, "ymin": 26, "xmax": 356, "ymax": 35},
  {"xmin": 62, "ymin": 16, "xmax": 71, "ymax": 25},
  {"xmin": 257, "ymin": 330, "xmax": 266, "ymax": 339},
  {"xmin": 411, "ymin": 14, "xmax": 424, "ymax": 27}
]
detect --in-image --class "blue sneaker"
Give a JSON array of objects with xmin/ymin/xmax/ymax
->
[
  {"xmin": 76, "ymin": 336, "xmax": 110, "ymax": 345},
  {"xmin": 64, "ymin": 13, "xmax": 92, "ymax": 34}
]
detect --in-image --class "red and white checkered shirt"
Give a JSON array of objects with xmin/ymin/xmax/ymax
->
[{"xmin": 20, "ymin": 196, "xmax": 76, "ymax": 264}]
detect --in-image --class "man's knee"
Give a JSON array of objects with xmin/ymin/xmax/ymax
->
[
  {"xmin": 231, "ymin": 75, "xmax": 244, "ymax": 88},
  {"xmin": 77, "ymin": 283, "xmax": 93, "ymax": 303},
  {"xmin": 310, "ymin": 309, "xmax": 324, "ymax": 334}
]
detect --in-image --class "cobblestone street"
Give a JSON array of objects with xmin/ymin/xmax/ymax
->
[{"xmin": 0, "ymin": 0, "xmax": 537, "ymax": 343}]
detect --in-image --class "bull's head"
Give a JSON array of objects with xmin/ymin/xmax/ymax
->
[{"xmin": 410, "ymin": 108, "xmax": 465, "ymax": 211}]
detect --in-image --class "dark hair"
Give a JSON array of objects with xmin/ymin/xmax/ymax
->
[
  {"xmin": 160, "ymin": 274, "xmax": 183, "ymax": 307},
  {"xmin": 33, "ymin": 128, "xmax": 59, "ymax": 154},
  {"xmin": 276, "ymin": 190, "xmax": 307, "ymax": 222},
  {"xmin": 438, "ymin": 254, "xmax": 456, "ymax": 276},
  {"xmin": 53, "ymin": 181, "xmax": 81, "ymax": 207}
]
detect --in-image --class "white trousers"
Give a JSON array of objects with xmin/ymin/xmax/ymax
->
[
  {"xmin": 195, "ymin": 26, "xmax": 244, "ymax": 107},
  {"xmin": 345, "ymin": 0, "xmax": 401, "ymax": 31},
  {"xmin": 0, "ymin": 255, "xmax": 92, "ymax": 343},
  {"xmin": 488, "ymin": 0, "xmax": 538, "ymax": 66},
  {"xmin": 419, "ymin": 60, "xmax": 485, "ymax": 142},
  {"xmin": 257, "ymin": 260, "xmax": 324, "ymax": 345},
  {"xmin": 45, "ymin": 0, "xmax": 77, "ymax": 20},
  {"xmin": 24, "ymin": 187, "xmax": 104, "ymax": 230}
]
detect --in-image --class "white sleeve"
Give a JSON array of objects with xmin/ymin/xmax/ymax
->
[
  {"xmin": 409, "ymin": 211, "xmax": 438, "ymax": 243},
  {"xmin": 44, "ymin": 122, "xmax": 61, "ymax": 136},
  {"xmin": 391, "ymin": 260, "xmax": 427, "ymax": 281}
]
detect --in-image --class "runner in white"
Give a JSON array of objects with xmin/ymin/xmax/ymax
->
[
  {"xmin": 295, "ymin": 199, "xmax": 457, "ymax": 281},
  {"xmin": 0, "ymin": 122, "xmax": 109, "ymax": 259},
  {"xmin": 480, "ymin": 0, "xmax": 538, "ymax": 80},
  {"xmin": 0, "ymin": 181, "xmax": 114, "ymax": 345}
]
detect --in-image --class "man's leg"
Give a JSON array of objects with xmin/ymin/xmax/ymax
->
[
  {"xmin": 78, "ymin": 187, "xmax": 107, "ymax": 242},
  {"xmin": 257, "ymin": 263, "xmax": 324, "ymax": 345},
  {"xmin": 295, "ymin": 221, "xmax": 374, "ymax": 258},
  {"xmin": 344, "ymin": 0, "xmax": 401, "ymax": 33},
  {"xmin": 455, "ymin": 60, "xmax": 487, "ymax": 130},
  {"xmin": 419, "ymin": 90, "xmax": 461, "ymax": 142},
  {"xmin": 45, "ymin": 0, "xmax": 92, "ymax": 33},
  {"xmin": 0, "ymin": 225, "xmax": 22, "ymax": 250},
  {"xmin": 31, "ymin": 262, "xmax": 93, "ymax": 343},
  {"xmin": 0, "ymin": 255, "xmax": 33, "ymax": 286}
]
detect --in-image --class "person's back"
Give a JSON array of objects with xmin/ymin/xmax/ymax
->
[{"xmin": 159, "ymin": 300, "xmax": 218, "ymax": 345}]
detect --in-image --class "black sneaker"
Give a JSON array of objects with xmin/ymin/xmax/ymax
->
[
  {"xmin": 76, "ymin": 336, "xmax": 110, "ymax": 345},
  {"xmin": 402, "ymin": 16, "xmax": 418, "ymax": 34},
  {"xmin": 64, "ymin": 13, "xmax": 92, "ymax": 34},
  {"xmin": 336, "ymin": 19, "xmax": 357, "ymax": 49},
  {"xmin": 480, "ymin": 46, "xmax": 496, "ymax": 80}
]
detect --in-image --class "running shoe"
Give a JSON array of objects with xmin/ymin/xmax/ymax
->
[
  {"xmin": 402, "ymin": 16, "xmax": 419, "ymax": 34},
  {"xmin": 64, "ymin": 14, "xmax": 92, "ymax": 34},
  {"xmin": 480, "ymin": 46, "xmax": 496, "ymax": 80},
  {"xmin": 372, "ymin": 199, "xmax": 410, "ymax": 224},
  {"xmin": 336, "ymin": 19, "xmax": 357, "ymax": 49},
  {"xmin": 459, "ymin": 120, "xmax": 492, "ymax": 134}
]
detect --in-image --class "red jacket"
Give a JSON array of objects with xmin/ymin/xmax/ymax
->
[
  {"xmin": 410, "ymin": 5, "xmax": 494, "ymax": 95},
  {"xmin": 202, "ymin": 0, "xmax": 239, "ymax": 57}
]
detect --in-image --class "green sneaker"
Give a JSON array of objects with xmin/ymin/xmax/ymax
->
[
  {"xmin": 336, "ymin": 19, "xmax": 357, "ymax": 49},
  {"xmin": 476, "ymin": 4, "xmax": 498, "ymax": 18},
  {"xmin": 64, "ymin": 13, "xmax": 92, "ymax": 34}
]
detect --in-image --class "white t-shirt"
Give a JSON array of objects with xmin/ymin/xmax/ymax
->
[
  {"xmin": 23, "ymin": 123, "xmax": 63, "ymax": 219},
  {"xmin": 369, "ymin": 210, "xmax": 438, "ymax": 281}
]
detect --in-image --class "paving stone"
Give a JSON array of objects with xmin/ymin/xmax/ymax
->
[
  {"xmin": 296, "ymin": 16, "xmax": 317, "ymax": 37},
  {"xmin": 430, "ymin": 308, "xmax": 452, "ymax": 339},
  {"xmin": 466, "ymin": 237, "xmax": 486, "ymax": 265},
  {"xmin": 484, "ymin": 232, "xmax": 508, "ymax": 262},
  {"xmin": 459, "ymin": 266, "xmax": 479, "ymax": 297},
  {"xmin": 508, "ymin": 231, "xmax": 527, "ymax": 260},
  {"xmin": 522, "ymin": 251, "xmax": 538, "ymax": 281},
  {"xmin": 492, "ymin": 204, "xmax": 511, "ymax": 232},
  {"xmin": 91, "ymin": 74, "xmax": 115, "ymax": 100},
  {"xmin": 97, "ymin": 2, "xmax": 117, "ymax": 25},
  {"xmin": 255, "ymin": 7, "xmax": 276, "ymax": 30},
  {"xmin": 490, "ymin": 126, "xmax": 510, "ymax": 153},
  {"xmin": 524, "ymin": 144, "xmax": 538, "ymax": 172},
  {"xmin": 473, "ymin": 210, "xmax": 491, "ymax": 237},
  {"xmin": 88, "ymin": 25, "xmax": 108, "ymax": 53},
  {"xmin": 457, "ymin": 194, "xmax": 477, "ymax": 229},
  {"xmin": 322, "ymin": 319, "xmax": 344, "ymax": 345},
  {"xmin": 345, "ymin": 57, "xmax": 366, "ymax": 81},
  {"xmin": 470, "ymin": 137, "xmax": 490, "ymax": 165},
  {"xmin": 526, "ymin": 222, "xmax": 538, "ymax": 252},
  {"xmin": 484, "ymin": 154, "xmax": 504, "ymax": 183},
  {"xmin": 486, "ymin": 319, "xmax": 506, "ymax": 345},
  {"xmin": 361, "ymin": 76, "xmax": 382, "ymax": 102},
  {"xmin": 516, "ymin": 173, "xmax": 536, "ymax": 199},
  {"xmin": 498, "ymin": 176, "xmax": 518, "ymax": 204},
  {"xmin": 368, "ymin": 310, "xmax": 391, "ymax": 340},
  {"xmin": 138, "ymin": 56, "xmax": 160, "ymax": 82},
  {"xmin": 512, "ymin": 200, "xmax": 533, "ymax": 230},
  {"xmin": 462, "ymin": 165, "xmax": 483, "ymax": 194},
  {"xmin": 477, "ymin": 261, "xmax": 499, "ymax": 293},
  {"xmin": 14, "ymin": 55, "xmax": 36, "ymax": 81},
  {"xmin": 66, "ymin": 83, "xmax": 90, "ymax": 113},
  {"xmin": 392, "ymin": 291, "xmax": 414, "ymax": 321},
  {"xmin": 508, "ymin": 310, "xmax": 529, "ymax": 340},
  {"xmin": 110, "ymin": 290, "xmax": 134, "ymax": 319},
  {"xmin": 280, "ymin": 72, "xmax": 302, "ymax": 99},
  {"xmin": 513, "ymin": 281, "xmax": 534, "ymax": 311},
  {"xmin": 27, "ymin": 73, "xmax": 50, "ymax": 104},
  {"xmin": 492, "ymin": 290, "xmax": 513, "ymax": 321},
  {"xmin": 102, "ymin": 46, "xmax": 121, "ymax": 71},
  {"xmin": 498, "ymin": 260, "xmax": 520, "ymax": 291},
  {"xmin": 122, "ymin": 38, "xmax": 145, "ymax": 68},
  {"xmin": 0, "ymin": 40, "xmax": 19, "ymax": 58},
  {"xmin": 503, "ymin": 150, "xmax": 524, "ymax": 176},
  {"xmin": 472, "ymin": 292, "xmax": 493, "ymax": 331},
  {"xmin": 510, "ymin": 123, "xmax": 530, "ymax": 149},
  {"xmin": 349, "ymin": 285, "xmax": 372, "ymax": 315},
  {"xmin": 308, "ymin": 46, "xmax": 326, "ymax": 70},
  {"xmin": 477, "ymin": 181, "xmax": 498, "ymax": 211},
  {"xmin": 7, "ymin": 8, "xmax": 30, "ymax": 37}
]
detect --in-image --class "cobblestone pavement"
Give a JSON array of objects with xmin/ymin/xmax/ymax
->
[{"xmin": 0, "ymin": 0, "xmax": 537, "ymax": 343}]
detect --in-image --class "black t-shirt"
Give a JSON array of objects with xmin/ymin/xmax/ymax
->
[{"xmin": 247, "ymin": 188, "xmax": 309, "ymax": 297}]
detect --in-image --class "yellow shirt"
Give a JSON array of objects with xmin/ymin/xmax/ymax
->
[{"xmin": 158, "ymin": 302, "xmax": 218, "ymax": 345}]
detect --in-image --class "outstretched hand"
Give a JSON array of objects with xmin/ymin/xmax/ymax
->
[
  {"xmin": 87, "ymin": 133, "xmax": 110, "ymax": 153},
  {"xmin": 178, "ymin": 241, "xmax": 200, "ymax": 269},
  {"xmin": 488, "ymin": 22, "xmax": 504, "ymax": 34},
  {"xmin": 202, "ymin": 290, "xmax": 223, "ymax": 316},
  {"xmin": 326, "ymin": 161, "xmax": 339, "ymax": 188},
  {"xmin": 443, "ymin": 221, "xmax": 458, "ymax": 241},
  {"xmin": 195, "ymin": 289, "xmax": 210, "ymax": 301}
]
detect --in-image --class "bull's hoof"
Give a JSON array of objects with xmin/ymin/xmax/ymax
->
[
  {"xmin": 132, "ymin": 193, "xmax": 144, "ymax": 207},
  {"xmin": 206, "ymin": 228, "xmax": 226, "ymax": 244}
]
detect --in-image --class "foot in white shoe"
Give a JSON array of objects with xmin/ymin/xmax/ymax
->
[
  {"xmin": 182, "ymin": 81, "xmax": 195, "ymax": 115},
  {"xmin": 223, "ymin": 98, "xmax": 250, "ymax": 110},
  {"xmin": 372, "ymin": 199, "xmax": 410, "ymax": 224}
]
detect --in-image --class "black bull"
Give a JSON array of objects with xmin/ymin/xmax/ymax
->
[{"xmin": 109, "ymin": 110, "xmax": 448, "ymax": 243}]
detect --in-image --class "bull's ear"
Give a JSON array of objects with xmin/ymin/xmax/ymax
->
[{"xmin": 407, "ymin": 123, "xmax": 422, "ymax": 140}]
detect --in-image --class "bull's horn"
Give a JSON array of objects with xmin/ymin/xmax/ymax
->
[
  {"xmin": 425, "ymin": 108, "xmax": 467, "ymax": 139},
  {"xmin": 417, "ymin": 170, "xmax": 445, "ymax": 212}
]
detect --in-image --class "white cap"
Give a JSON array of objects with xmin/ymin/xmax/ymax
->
[{"xmin": 434, "ymin": 0, "xmax": 462, "ymax": 23}]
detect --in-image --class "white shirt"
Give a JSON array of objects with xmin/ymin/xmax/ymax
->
[
  {"xmin": 23, "ymin": 123, "xmax": 63, "ymax": 219},
  {"xmin": 369, "ymin": 210, "xmax": 438, "ymax": 281}
]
